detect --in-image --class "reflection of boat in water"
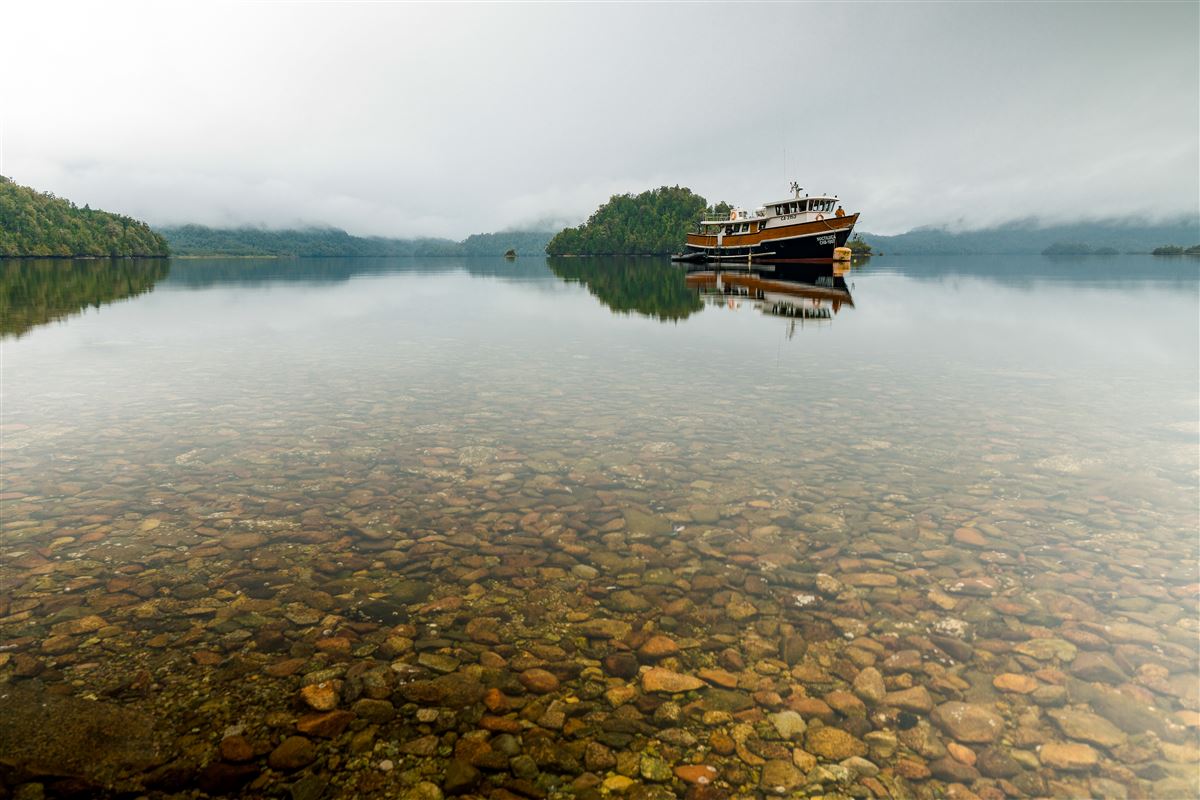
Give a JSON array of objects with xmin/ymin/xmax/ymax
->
[
  {"xmin": 680, "ymin": 182, "xmax": 859, "ymax": 263},
  {"xmin": 685, "ymin": 264, "xmax": 854, "ymax": 337}
]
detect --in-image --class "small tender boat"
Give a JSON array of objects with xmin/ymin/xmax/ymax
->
[{"xmin": 684, "ymin": 182, "xmax": 858, "ymax": 263}]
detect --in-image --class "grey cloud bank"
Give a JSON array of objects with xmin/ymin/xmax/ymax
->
[{"xmin": 4, "ymin": 1, "xmax": 1197, "ymax": 238}]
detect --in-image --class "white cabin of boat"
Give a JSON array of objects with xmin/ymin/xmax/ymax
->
[{"xmin": 697, "ymin": 183, "xmax": 846, "ymax": 237}]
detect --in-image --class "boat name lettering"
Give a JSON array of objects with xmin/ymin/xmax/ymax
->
[{"xmin": 817, "ymin": 235, "xmax": 836, "ymax": 245}]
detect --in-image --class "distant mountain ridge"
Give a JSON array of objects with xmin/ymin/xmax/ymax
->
[
  {"xmin": 158, "ymin": 224, "xmax": 555, "ymax": 258},
  {"xmin": 860, "ymin": 218, "xmax": 1199, "ymax": 255}
]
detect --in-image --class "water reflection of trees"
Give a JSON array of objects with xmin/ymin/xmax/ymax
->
[
  {"xmin": 548, "ymin": 257, "xmax": 702, "ymax": 322},
  {"xmin": 0, "ymin": 259, "xmax": 169, "ymax": 338}
]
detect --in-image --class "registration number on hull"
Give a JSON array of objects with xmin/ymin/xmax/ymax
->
[{"xmin": 816, "ymin": 235, "xmax": 836, "ymax": 246}]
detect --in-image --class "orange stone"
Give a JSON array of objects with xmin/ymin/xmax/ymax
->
[
  {"xmin": 953, "ymin": 528, "xmax": 988, "ymax": 547},
  {"xmin": 314, "ymin": 637, "xmax": 352, "ymax": 655},
  {"xmin": 219, "ymin": 734, "xmax": 255, "ymax": 763},
  {"xmin": 674, "ymin": 764, "xmax": 719, "ymax": 785},
  {"xmin": 637, "ymin": 635, "xmax": 680, "ymax": 660},
  {"xmin": 947, "ymin": 742, "xmax": 977, "ymax": 766},
  {"xmin": 993, "ymin": 673, "xmax": 1038, "ymax": 694},
  {"xmin": 709, "ymin": 731, "xmax": 736, "ymax": 756},
  {"xmin": 894, "ymin": 758, "xmax": 932, "ymax": 780},
  {"xmin": 299, "ymin": 681, "xmax": 339, "ymax": 711},
  {"xmin": 483, "ymin": 687, "xmax": 509, "ymax": 712},
  {"xmin": 265, "ymin": 657, "xmax": 306, "ymax": 677},
  {"xmin": 698, "ymin": 668, "xmax": 739, "ymax": 689},
  {"xmin": 191, "ymin": 650, "xmax": 222, "ymax": 666},
  {"xmin": 641, "ymin": 667, "xmax": 704, "ymax": 693},
  {"xmin": 1039, "ymin": 741, "xmax": 1099, "ymax": 770},
  {"xmin": 479, "ymin": 715, "xmax": 523, "ymax": 733},
  {"xmin": 296, "ymin": 709, "xmax": 355, "ymax": 738},
  {"xmin": 518, "ymin": 668, "xmax": 560, "ymax": 694}
]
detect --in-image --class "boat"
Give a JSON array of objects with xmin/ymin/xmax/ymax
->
[{"xmin": 683, "ymin": 182, "xmax": 858, "ymax": 264}]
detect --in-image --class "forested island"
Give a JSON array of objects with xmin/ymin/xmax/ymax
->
[
  {"xmin": 1151, "ymin": 245, "xmax": 1200, "ymax": 256},
  {"xmin": 158, "ymin": 225, "xmax": 555, "ymax": 258},
  {"xmin": 0, "ymin": 177, "xmax": 168, "ymax": 258},
  {"xmin": 546, "ymin": 187, "xmax": 729, "ymax": 256}
]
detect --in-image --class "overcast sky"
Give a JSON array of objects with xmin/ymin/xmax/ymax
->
[{"xmin": 3, "ymin": 1, "xmax": 1197, "ymax": 238}]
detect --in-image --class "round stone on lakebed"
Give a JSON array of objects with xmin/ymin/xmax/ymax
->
[
  {"xmin": 268, "ymin": 736, "xmax": 316, "ymax": 771},
  {"xmin": 804, "ymin": 726, "xmax": 867, "ymax": 760},
  {"xmin": 518, "ymin": 668, "xmax": 560, "ymax": 694},
  {"xmin": 931, "ymin": 701, "xmax": 1005, "ymax": 743}
]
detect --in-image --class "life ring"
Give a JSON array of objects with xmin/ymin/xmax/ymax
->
[
  {"xmin": 729, "ymin": 210, "xmax": 738, "ymax": 221},
  {"xmin": 815, "ymin": 214, "xmax": 824, "ymax": 221}
]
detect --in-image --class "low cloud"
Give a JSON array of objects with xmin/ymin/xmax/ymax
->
[{"xmin": 4, "ymin": 2, "xmax": 1196, "ymax": 238}]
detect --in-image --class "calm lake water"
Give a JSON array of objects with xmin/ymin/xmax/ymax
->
[{"xmin": 1, "ymin": 255, "xmax": 1197, "ymax": 799}]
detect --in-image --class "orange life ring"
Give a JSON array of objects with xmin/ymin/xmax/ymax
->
[
  {"xmin": 729, "ymin": 210, "xmax": 737, "ymax": 221},
  {"xmin": 815, "ymin": 214, "xmax": 825, "ymax": 221}
]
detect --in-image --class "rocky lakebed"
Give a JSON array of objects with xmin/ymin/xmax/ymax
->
[{"xmin": 2, "ymin": 258, "xmax": 1197, "ymax": 799}]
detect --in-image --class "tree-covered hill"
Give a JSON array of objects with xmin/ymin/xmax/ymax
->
[
  {"xmin": 158, "ymin": 225, "xmax": 555, "ymax": 258},
  {"xmin": 546, "ymin": 187, "xmax": 730, "ymax": 256},
  {"xmin": 0, "ymin": 177, "xmax": 169, "ymax": 258},
  {"xmin": 859, "ymin": 218, "xmax": 1199, "ymax": 256}
]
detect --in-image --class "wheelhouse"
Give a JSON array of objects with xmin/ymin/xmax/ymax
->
[
  {"xmin": 765, "ymin": 196, "xmax": 839, "ymax": 217},
  {"xmin": 696, "ymin": 193, "xmax": 844, "ymax": 237}
]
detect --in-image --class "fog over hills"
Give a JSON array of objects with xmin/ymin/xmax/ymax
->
[
  {"xmin": 859, "ymin": 218, "xmax": 1200, "ymax": 255},
  {"xmin": 5, "ymin": 3, "xmax": 1196, "ymax": 238}
]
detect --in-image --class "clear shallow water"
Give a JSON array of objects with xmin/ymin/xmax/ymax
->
[{"xmin": 1, "ymin": 255, "xmax": 1197, "ymax": 799}]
